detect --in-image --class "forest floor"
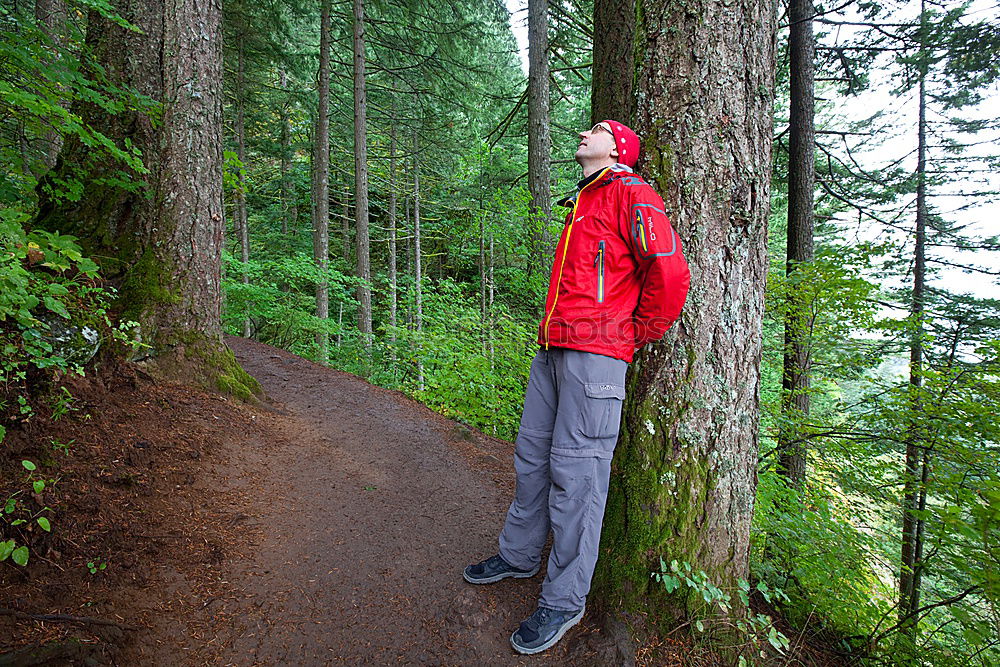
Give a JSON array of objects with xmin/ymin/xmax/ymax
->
[{"xmin": 3, "ymin": 336, "xmax": 702, "ymax": 666}]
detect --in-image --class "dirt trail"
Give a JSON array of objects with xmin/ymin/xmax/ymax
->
[{"xmin": 125, "ymin": 337, "xmax": 606, "ymax": 665}]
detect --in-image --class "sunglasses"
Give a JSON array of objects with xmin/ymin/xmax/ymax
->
[{"xmin": 589, "ymin": 122, "xmax": 613, "ymax": 136}]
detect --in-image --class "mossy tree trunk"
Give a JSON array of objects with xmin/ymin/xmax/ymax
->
[
  {"xmin": 34, "ymin": 0, "xmax": 258, "ymax": 397},
  {"xmin": 591, "ymin": 0, "xmax": 776, "ymax": 621}
]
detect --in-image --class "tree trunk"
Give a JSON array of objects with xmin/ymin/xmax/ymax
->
[
  {"xmin": 353, "ymin": 0, "xmax": 372, "ymax": 352},
  {"xmin": 34, "ymin": 0, "xmax": 69, "ymax": 171},
  {"xmin": 591, "ymin": 0, "xmax": 635, "ymax": 125},
  {"xmin": 234, "ymin": 19, "xmax": 251, "ymax": 338},
  {"xmin": 900, "ymin": 6, "xmax": 928, "ymax": 635},
  {"xmin": 313, "ymin": 0, "xmax": 332, "ymax": 363},
  {"xmin": 527, "ymin": 0, "xmax": 551, "ymax": 263},
  {"xmin": 777, "ymin": 0, "xmax": 816, "ymax": 487},
  {"xmin": 388, "ymin": 111, "xmax": 398, "ymax": 354},
  {"xmin": 279, "ymin": 68, "xmax": 294, "ymax": 237},
  {"xmin": 34, "ymin": 0, "xmax": 257, "ymax": 396},
  {"xmin": 413, "ymin": 126, "xmax": 423, "ymax": 391},
  {"xmin": 591, "ymin": 0, "xmax": 776, "ymax": 620}
]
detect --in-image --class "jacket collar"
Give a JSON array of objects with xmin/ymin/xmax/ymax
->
[{"xmin": 557, "ymin": 163, "xmax": 635, "ymax": 208}]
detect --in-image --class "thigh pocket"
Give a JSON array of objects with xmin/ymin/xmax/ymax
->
[{"xmin": 581, "ymin": 383, "xmax": 626, "ymax": 439}]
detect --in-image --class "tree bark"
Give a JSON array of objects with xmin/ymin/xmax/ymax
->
[
  {"xmin": 591, "ymin": 0, "xmax": 635, "ymax": 125},
  {"xmin": 413, "ymin": 125, "xmax": 423, "ymax": 391},
  {"xmin": 279, "ymin": 68, "xmax": 294, "ymax": 237},
  {"xmin": 591, "ymin": 0, "xmax": 776, "ymax": 620},
  {"xmin": 313, "ymin": 0, "xmax": 332, "ymax": 363},
  {"xmin": 234, "ymin": 15, "xmax": 251, "ymax": 338},
  {"xmin": 900, "ymin": 4, "xmax": 928, "ymax": 635},
  {"xmin": 527, "ymin": 0, "xmax": 551, "ymax": 260},
  {"xmin": 353, "ymin": 0, "xmax": 372, "ymax": 352},
  {"xmin": 34, "ymin": 0, "xmax": 69, "ymax": 171},
  {"xmin": 388, "ymin": 110, "xmax": 398, "ymax": 353},
  {"xmin": 34, "ymin": 0, "xmax": 257, "ymax": 395},
  {"xmin": 777, "ymin": 0, "xmax": 816, "ymax": 487}
]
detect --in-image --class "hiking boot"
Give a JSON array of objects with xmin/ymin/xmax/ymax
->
[
  {"xmin": 463, "ymin": 554, "xmax": 539, "ymax": 584},
  {"xmin": 510, "ymin": 605, "xmax": 586, "ymax": 654}
]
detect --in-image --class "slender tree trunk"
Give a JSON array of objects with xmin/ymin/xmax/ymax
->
[
  {"xmin": 413, "ymin": 126, "xmax": 423, "ymax": 391},
  {"xmin": 591, "ymin": 0, "xmax": 635, "ymax": 125},
  {"xmin": 900, "ymin": 12, "xmax": 928, "ymax": 635},
  {"xmin": 777, "ymin": 0, "xmax": 816, "ymax": 487},
  {"xmin": 527, "ymin": 0, "xmax": 551, "ymax": 265},
  {"xmin": 353, "ymin": 0, "xmax": 372, "ymax": 353},
  {"xmin": 279, "ymin": 68, "xmax": 293, "ymax": 237},
  {"xmin": 34, "ymin": 0, "xmax": 257, "ymax": 395},
  {"xmin": 235, "ymin": 21, "xmax": 251, "ymax": 339},
  {"xmin": 342, "ymin": 180, "xmax": 351, "ymax": 265},
  {"xmin": 388, "ymin": 111, "xmax": 398, "ymax": 355},
  {"xmin": 313, "ymin": 0, "xmax": 332, "ymax": 363},
  {"xmin": 35, "ymin": 0, "xmax": 68, "ymax": 171},
  {"xmin": 591, "ymin": 0, "xmax": 776, "ymax": 620}
]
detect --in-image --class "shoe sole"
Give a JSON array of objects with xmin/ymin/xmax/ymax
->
[
  {"xmin": 510, "ymin": 607, "xmax": 586, "ymax": 655},
  {"xmin": 463, "ymin": 565, "xmax": 540, "ymax": 585}
]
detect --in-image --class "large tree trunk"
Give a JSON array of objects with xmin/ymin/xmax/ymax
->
[
  {"xmin": 526, "ymin": 0, "xmax": 551, "ymax": 263},
  {"xmin": 591, "ymin": 0, "xmax": 635, "ymax": 125},
  {"xmin": 353, "ymin": 0, "xmax": 372, "ymax": 352},
  {"xmin": 313, "ymin": 0, "xmax": 332, "ymax": 363},
  {"xmin": 777, "ymin": 0, "xmax": 816, "ymax": 487},
  {"xmin": 591, "ymin": 0, "xmax": 776, "ymax": 620},
  {"xmin": 35, "ymin": 0, "xmax": 257, "ymax": 396}
]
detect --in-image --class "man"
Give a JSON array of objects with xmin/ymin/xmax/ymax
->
[{"xmin": 464, "ymin": 121, "xmax": 690, "ymax": 654}]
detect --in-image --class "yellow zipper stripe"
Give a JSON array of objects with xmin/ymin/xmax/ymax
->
[{"xmin": 542, "ymin": 168, "xmax": 609, "ymax": 348}]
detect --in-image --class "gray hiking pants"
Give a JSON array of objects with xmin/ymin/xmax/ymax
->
[{"xmin": 498, "ymin": 347, "xmax": 628, "ymax": 612}]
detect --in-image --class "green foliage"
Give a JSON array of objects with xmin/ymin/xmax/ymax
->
[{"xmin": 652, "ymin": 559, "xmax": 792, "ymax": 664}]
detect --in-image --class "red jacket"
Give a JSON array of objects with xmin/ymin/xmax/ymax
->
[{"xmin": 537, "ymin": 166, "xmax": 690, "ymax": 363}]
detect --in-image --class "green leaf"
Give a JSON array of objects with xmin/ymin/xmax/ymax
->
[
  {"xmin": 0, "ymin": 540, "xmax": 14, "ymax": 561},
  {"xmin": 695, "ymin": 620, "xmax": 704, "ymax": 632},
  {"xmin": 21, "ymin": 460, "xmax": 36, "ymax": 471},
  {"xmin": 12, "ymin": 546, "xmax": 29, "ymax": 566},
  {"xmin": 33, "ymin": 480, "xmax": 45, "ymax": 494},
  {"xmin": 37, "ymin": 517, "xmax": 51, "ymax": 532},
  {"xmin": 4, "ymin": 498, "xmax": 15, "ymax": 514},
  {"xmin": 43, "ymin": 296, "xmax": 70, "ymax": 319}
]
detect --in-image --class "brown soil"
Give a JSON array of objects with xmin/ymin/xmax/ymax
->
[{"xmin": 1, "ymin": 337, "xmax": 623, "ymax": 665}]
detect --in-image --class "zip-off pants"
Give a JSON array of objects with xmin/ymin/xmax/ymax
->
[{"xmin": 498, "ymin": 347, "xmax": 628, "ymax": 612}]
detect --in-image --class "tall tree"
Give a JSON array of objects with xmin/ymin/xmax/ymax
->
[
  {"xmin": 35, "ymin": 0, "xmax": 256, "ymax": 394},
  {"xmin": 527, "ymin": 0, "xmax": 551, "ymax": 250},
  {"xmin": 232, "ymin": 1, "xmax": 251, "ymax": 338},
  {"xmin": 353, "ymin": 0, "xmax": 372, "ymax": 350},
  {"xmin": 776, "ymin": 0, "xmax": 816, "ymax": 487},
  {"xmin": 313, "ymin": 0, "xmax": 332, "ymax": 363},
  {"xmin": 592, "ymin": 0, "xmax": 777, "ymax": 618}
]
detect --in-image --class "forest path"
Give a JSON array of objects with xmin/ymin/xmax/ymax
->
[{"xmin": 144, "ymin": 337, "xmax": 603, "ymax": 665}]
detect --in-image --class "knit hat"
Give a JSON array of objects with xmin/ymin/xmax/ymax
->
[{"xmin": 602, "ymin": 119, "xmax": 640, "ymax": 168}]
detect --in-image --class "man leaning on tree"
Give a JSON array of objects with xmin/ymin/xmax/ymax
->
[{"xmin": 464, "ymin": 120, "xmax": 691, "ymax": 654}]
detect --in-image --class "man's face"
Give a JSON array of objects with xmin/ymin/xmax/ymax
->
[{"xmin": 575, "ymin": 122, "xmax": 618, "ymax": 165}]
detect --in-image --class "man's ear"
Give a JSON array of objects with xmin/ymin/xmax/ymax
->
[{"xmin": 611, "ymin": 147, "xmax": 620, "ymax": 159}]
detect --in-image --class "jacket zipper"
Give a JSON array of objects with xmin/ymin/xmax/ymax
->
[
  {"xmin": 594, "ymin": 240, "xmax": 605, "ymax": 303},
  {"xmin": 542, "ymin": 168, "xmax": 610, "ymax": 348}
]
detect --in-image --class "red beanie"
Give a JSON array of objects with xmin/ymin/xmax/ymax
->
[{"xmin": 603, "ymin": 119, "xmax": 640, "ymax": 168}]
